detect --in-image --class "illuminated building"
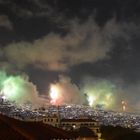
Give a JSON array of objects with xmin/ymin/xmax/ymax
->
[{"xmin": 42, "ymin": 115, "xmax": 102, "ymax": 140}]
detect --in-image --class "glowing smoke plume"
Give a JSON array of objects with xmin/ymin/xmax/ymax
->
[
  {"xmin": 0, "ymin": 71, "xmax": 42, "ymax": 105},
  {"xmin": 48, "ymin": 75, "xmax": 117, "ymax": 109},
  {"xmin": 50, "ymin": 84, "xmax": 60, "ymax": 105},
  {"xmin": 49, "ymin": 75, "xmax": 85, "ymax": 105},
  {"xmin": 81, "ymin": 77, "xmax": 116, "ymax": 109}
]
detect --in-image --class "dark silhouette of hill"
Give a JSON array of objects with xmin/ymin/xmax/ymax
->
[{"xmin": 101, "ymin": 125, "xmax": 140, "ymax": 140}]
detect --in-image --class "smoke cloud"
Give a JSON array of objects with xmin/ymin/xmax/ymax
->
[
  {"xmin": 49, "ymin": 75, "xmax": 85, "ymax": 105},
  {"xmin": 0, "ymin": 70, "xmax": 48, "ymax": 105},
  {"xmin": 3, "ymin": 19, "xmax": 112, "ymax": 71},
  {"xmin": 3, "ymin": 18, "xmax": 139, "ymax": 72},
  {"xmin": 0, "ymin": 15, "xmax": 13, "ymax": 30},
  {"xmin": 0, "ymin": 17, "xmax": 140, "ymax": 112},
  {"xmin": 115, "ymin": 82, "xmax": 140, "ymax": 113},
  {"xmin": 79, "ymin": 76, "xmax": 140, "ymax": 112},
  {"xmin": 80, "ymin": 77, "xmax": 117, "ymax": 110}
]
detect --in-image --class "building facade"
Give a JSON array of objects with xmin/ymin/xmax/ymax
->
[{"xmin": 42, "ymin": 116, "xmax": 102, "ymax": 140}]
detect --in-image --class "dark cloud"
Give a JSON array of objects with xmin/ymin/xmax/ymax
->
[
  {"xmin": 0, "ymin": 15, "xmax": 12, "ymax": 29},
  {"xmin": 70, "ymin": 20, "xmax": 140, "ymax": 83},
  {"xmin": 0, "ymin": 0, "xmax": 140, "ymax": 43}
]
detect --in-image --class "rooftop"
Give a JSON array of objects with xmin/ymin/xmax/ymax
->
[
  {"xmin": 61, "ymin": 118, "xmax": 97, "ymax": 122},
  {"xmin": 0, "ymin": 113, "xmax": 75, "ymax": 140}
]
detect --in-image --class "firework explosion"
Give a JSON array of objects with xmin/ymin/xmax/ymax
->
[{"xmin": 0, "ymin": 71, "xmax": 41, "ymax": 105}]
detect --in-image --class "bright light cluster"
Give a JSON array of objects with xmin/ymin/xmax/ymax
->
[
  {"xmin": 49, "ymin": 84, "xmax": 61, "ymax": 105},
  {"xmin": 82, "ymin": 80, "xmax": 115, "ymax": 109},
  {"xmin": 0, "ymin": 71, "xmax": 38, "ymax": 104},
  {"xmin": 87, "ymin": 93, "xmax": 113, "ymax": 108}
]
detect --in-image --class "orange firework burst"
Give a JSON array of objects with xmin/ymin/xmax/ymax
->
[{"xmin": 49, "ymin": 84, "xmax": 62, "ymax": 105}]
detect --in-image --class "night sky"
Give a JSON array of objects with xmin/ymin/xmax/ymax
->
[{"xmin": 0, "ymin": 0, "xmax": 140, "ymax": 111}]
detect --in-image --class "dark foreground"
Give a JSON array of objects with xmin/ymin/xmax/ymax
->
[
  {"xmin": 101, "ymin": 125, "xmax": 140, "ymax": 140},
  {"xmin": 0, "ymin": 113, "xmax": 140, "ymax": 140}
]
